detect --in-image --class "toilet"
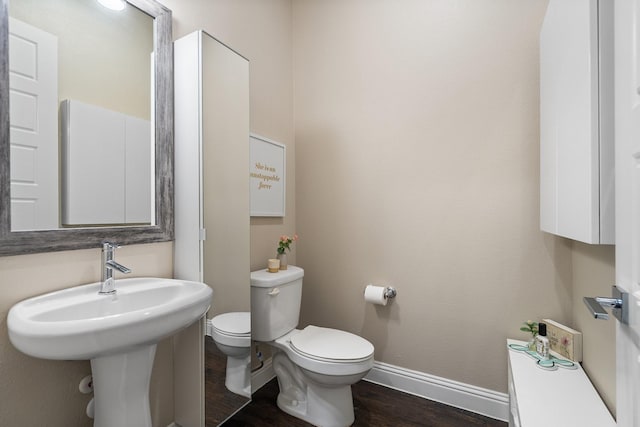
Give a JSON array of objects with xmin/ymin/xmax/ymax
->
[
  {"xmin": 210, "ymin": 312, "xmax": 251, "ymax": 398},
  {"xmin": 251, "ymin": 266, "xmax": 374, "ymax": 427}
]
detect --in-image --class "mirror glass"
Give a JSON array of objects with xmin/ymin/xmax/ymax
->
[
  {"xmin": 199, "ymin": 33, "xmax": 251, "ymax": 424},
  {"xmin": 0, "ymin": 0, "xmax": 174, "ymax": 256},
  {"xmin": 173, "ymin": 30, "xmax": 251, "ymax": 424},
  {"xmin": 8, "ymin": 0, "xmax": 153, "ymax": 231}
]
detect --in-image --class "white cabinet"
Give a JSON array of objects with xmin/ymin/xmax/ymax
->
[
  {"xmin": 173, "ymin": 30, "xmax": 251, "ymax": 427},
  {"xmin": 173, "ymin": 30, "xmax": 250, "ymax": 296},
  {"xmin": 60, "ymin": 100, "xmax": 151, "ymax": 225},
  {"xmin": 507, "ymin": 340, "xmax": 614, "ymax": 427},
  {"xmin": 539, "ymin": 0, "xmax": 614, "ymax": 244}
]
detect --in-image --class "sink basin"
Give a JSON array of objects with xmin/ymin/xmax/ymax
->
[
  {"xmin": 8, "ymin": 277, "xmax": 212, "ymax": 360},
  {"xmin": 8, "ymin": 277, "xmax": 212, "ymax": 427}
]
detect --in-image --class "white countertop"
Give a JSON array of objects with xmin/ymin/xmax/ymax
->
[{"xmin": 507, "ymin": 339, "xmax": 614, "ymax": 427}]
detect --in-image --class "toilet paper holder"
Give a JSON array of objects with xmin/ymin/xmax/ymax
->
[
  {"xmin": 363, "ymin": 285, "xmax": 397, "ymax": 300},
  {"xmin": 383, "ymin": 287, "xmax": 397, "ymax": 299}
]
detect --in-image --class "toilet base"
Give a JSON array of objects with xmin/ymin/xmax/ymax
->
[
  {"xmin": 225, "ymin": 353, "xmax": 251, "ymax": 398},
  {"xmin": 273, "ymin": 352, "xmax": 356, "ymax": 427}
]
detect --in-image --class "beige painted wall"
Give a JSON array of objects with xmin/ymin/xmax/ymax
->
[
  {"xmin": 201, "ymin": 33, "xmax": 251, "ymax": 317},
  {"xmin": 11, "ymin": 0, "xmax": 153, "ymax": 120},
  {"xmin": 571, "ymin": 243, "xmax": 616, "ymax": 415},
  {"xmin": 159, "ymin": 0, "xmax": 296, "ymax": 272},
  {"xmin": 0, "ymin": 242, "xmax": 174, "ymax": 426},
  {"xmin": 293, "ymin": 0, "xmax": 575, "ymax": 393},
  {"xmin": 0, "ymin": 1, "xmax": 618, "ymax": 425}
]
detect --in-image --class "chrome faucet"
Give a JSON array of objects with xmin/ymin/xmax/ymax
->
[{"xmin": 100, "ymin": 242, "xmax": 132, "ymax": 294}]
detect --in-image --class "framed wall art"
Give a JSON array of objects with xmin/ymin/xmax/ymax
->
[{"xmin": 250, "ymin": 134, "xmax": 285, "ymax": 216}]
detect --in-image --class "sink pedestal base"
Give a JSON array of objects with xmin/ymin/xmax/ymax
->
[{"xmin": 91, "ymin": 344, "xmax": 157, "ymax": 427}]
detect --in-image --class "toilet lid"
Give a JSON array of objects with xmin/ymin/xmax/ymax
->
[
  {"xmin": 211, "ymin": 312, "xmax": 250, "ymax": 336},
  {"xmin": 290, "ymin": 326, "xmax": 374, "ymax": 362}
]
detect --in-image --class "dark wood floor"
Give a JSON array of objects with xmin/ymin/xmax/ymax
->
[
  {"xmin": 206, "ymin": 337, "xmax": 250, "ymax": 426},
  {"xmin": 206, "ymin": 335, "xmax": 506, "ymax": 427},
  {"xmin": 224, "ymin": 376, "xmax": 507, "ymax": 427}
]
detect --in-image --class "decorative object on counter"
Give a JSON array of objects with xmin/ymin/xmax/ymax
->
[
  {"xmin": 276, "ymin": 234, "xmax": 298, "ymax": 270},
  {"xmin": 535, "ymin": 322, "xmax": 550, "ymax": 360},
  {"xmin": 520, "ymin": 320, "xmax": 539, "ymax": 350},
  {"xmin": 508, "ymin": 343, "xmax": 577, "ymax": 371},
  {"xmin": 542, "ymin": 318, "xmax": 583, "ymax": 362},
  {"xmin": 276, "ymin": 252, "xmax": 287, "ymax": 270},
  {"xmin": 268, "ymin": 259, "xmax": 280, "ymax": 273}
]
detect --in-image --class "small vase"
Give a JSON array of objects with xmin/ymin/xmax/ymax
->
[{"xmin": 277, "ymin": 252, "xmax": 288, "ymax": 270}]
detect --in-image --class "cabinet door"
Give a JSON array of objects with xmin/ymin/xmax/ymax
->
[
  {"xmin": 539, "ymin": 0, "xmax": 614, "ymax": 244},
  {"xmin": 201, "ymin": 34, "xmax": 251, "ymax": 315},
  {"xmin": 61, "ymin": 100, "xmax": 126, "ymax": 225},
  {"xmin": 61, "ymin": 100, "xmax": 151, "ymax": 226},
  {"xmin": 614, "ymin": 0, "xmax": 640, "ymax": 424}
]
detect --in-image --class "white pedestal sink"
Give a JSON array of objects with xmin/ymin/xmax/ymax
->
[{"xmin": 8, "ymin": 278, "xmax": 212, "ymax": 427}]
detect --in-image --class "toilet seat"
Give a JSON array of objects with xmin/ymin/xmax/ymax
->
[
  {"xmin": 211, "ymin": 312, "xmax": 250, "ymax": 347},
  {"xmin": 290, "ymin": 325, "xmax": 374, "ymax": 363},
  {"xmin": 274, "ymin": 326, "xmax": 374, "ymax": 376}
]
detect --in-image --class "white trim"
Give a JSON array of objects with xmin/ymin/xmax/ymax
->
[
  {"xmin": 364, "ymin": 361, "xmax": 509, "ymax": 422},
  {"xmin": 251, "ymin": 356, "xmax": 276, "ymax": 392},
  {"xmin": 210, "ymin": 345, "xmax": 507, "ymax": 421},
  {"xmin": 166, "ymin": 422, "xmax": 181, "ymax": 427}
]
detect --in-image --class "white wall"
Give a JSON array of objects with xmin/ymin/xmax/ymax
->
[{"xmin": 571, "ymin": 243, "xmax": 616, "ymax": 414}]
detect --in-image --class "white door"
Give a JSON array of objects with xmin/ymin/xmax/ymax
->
[
  {"xmin": 8, "ymin": 18, "xmax": 58, "ymax": 231},
  {"xmin": 615, "ymin": 2, "xmax": 640, "ymax": 425}
]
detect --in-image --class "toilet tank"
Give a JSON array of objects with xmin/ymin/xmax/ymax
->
[{"xmin": 251, "ymin": 266, "xmax": 304, "ymax": 342}]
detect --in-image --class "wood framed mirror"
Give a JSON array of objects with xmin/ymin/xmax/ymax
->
[{"xmin": 0, "ymin": 0, "xmax": 173, "ymax": 256}]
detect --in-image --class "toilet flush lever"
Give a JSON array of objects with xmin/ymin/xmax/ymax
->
[
  {"xmin": 583, "ymin": 285, "xmax": 629, "ymax": 324},
  {"xmin": 268, "ymin": 288, "xmax": 280, "ymax": 296}
]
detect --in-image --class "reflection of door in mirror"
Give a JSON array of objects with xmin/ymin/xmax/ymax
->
[
  {"xmin": 8, "ymin": 0, "xmax": 153, "ymax": 230},
  {"xmin": 9, "ymin": 18, "xmax": 58, "ymax": 231},
  {"xmin": 174, "ymin": 30, "xmax": 251, "ymax": 425}
]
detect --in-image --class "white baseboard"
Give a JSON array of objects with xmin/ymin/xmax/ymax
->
[
  {"xmin": 364, "ymin": 361, "xmax": 509, "ymax": 422},
  {"xmin": 205, "ymin": 328, "xmax": 507, "ymax": 422}
]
